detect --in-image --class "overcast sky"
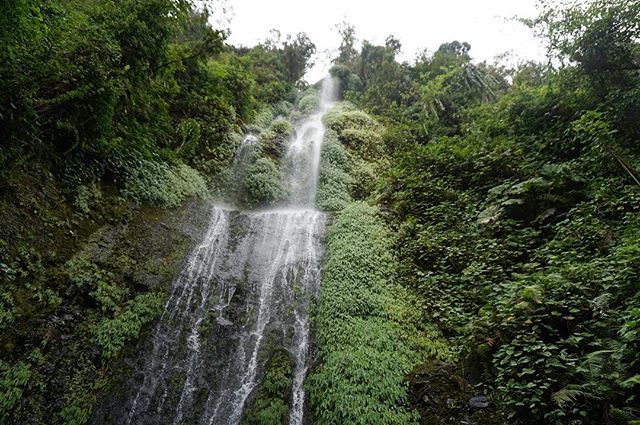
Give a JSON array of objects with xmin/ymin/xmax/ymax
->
[{"xmin": 212, "ymin": 0, "xmax": 547, "ymax": 82}]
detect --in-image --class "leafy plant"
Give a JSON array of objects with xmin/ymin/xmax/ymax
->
[{"xmin": 91, "ymin": 292, "xmax": 163, "ymax": 359}]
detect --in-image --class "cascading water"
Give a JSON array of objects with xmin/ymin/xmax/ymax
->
[{"xmin": 99, "ymin": 76, "xmax": 337, "ymax": 425}]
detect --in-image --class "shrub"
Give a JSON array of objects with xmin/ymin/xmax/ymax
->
[
  {"xmin": 91, "ymin": 292, "xmax": 164, "ymax": 359},
  {"xmin": 318, "ymin": 105, "xmax": 385, "ymax": 202},
  {"xmin": 248, "ymin": 107, "xmax": 276, "ymax": 133},
  {"xmin": 298, "ymin": 89, "xmax": 320, "ymax": 115},
  {"xmin": 174, "ymin": 118, "xmax": 202, "ymax": 161},
  {"xmin": 349, "ymin": 158, "xmax": 380, "ymax": 200},
  {"xmin": 122, "ymin": 160, "xmax": 208, "ymax": 208},
  {"xmin": 315, "ymin": 131, "xmax": 352, "ymax": 212},
  {"xmin": 272, "ymin": 101, "xmax": 294, "ymax": 117},
  {"xmin": 322, "ymin": 103, "xmax": 377, "ymax": 134},
  {"xmin": 269, "ymin": 119, "xmax": 293, "ymax": 136},
  {"xmin": 339, "ymin": 127, "xmax": 384, "ymax": 161},
  {"xmin": 235, "ymin": 157, "xmax": 288, "ymax": 209},
  {"xmin": 260, "ymin": 118, "xmax": 294, "ymax": 158}
]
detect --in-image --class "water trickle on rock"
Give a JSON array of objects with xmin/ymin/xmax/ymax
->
[{"xmin": 107, "ymin": 76, "xmax": 337, "ymax": 425}]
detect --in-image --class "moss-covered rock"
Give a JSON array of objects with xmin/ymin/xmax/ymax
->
[
  {"xmin": 408, "ymin": 361, "xmax": 501, "ymax": 425},
  {"xmin": 0, "ymin": 161, "xmax": 212, "ymax": 424},
  {"xmin": 242, "ymin": 349, "xmax": 293, "ymax": 425}
]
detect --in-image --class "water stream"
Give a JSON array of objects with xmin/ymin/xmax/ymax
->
[{"xmin": 108, "ymin": 77, "xmax": 336, "ymax": 425}]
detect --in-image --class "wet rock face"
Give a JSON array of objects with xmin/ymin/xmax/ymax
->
[
  {"xmin": 408, "ymin": 361, "xmax": 500, "ymax": 425},
  {"xmin": 0, "ymin": 164, "xmax": 213, "ymax": 425},
  {"xmin": 91, "ymin": 208, "xmax": 325, "ymax": 425},
  {"xmin": 82, "ymin": 198, "xmax": 214, "ymax": 420}
]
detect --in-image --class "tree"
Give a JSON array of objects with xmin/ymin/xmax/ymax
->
[
  {"xmin": 280, "ymin": 32, "xmax": 316, "ymax": 85},
  {"xmin": 333, "ymin": 21, "xmax": 358, "ymax": 68}
]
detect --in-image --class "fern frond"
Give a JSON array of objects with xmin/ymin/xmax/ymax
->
[
  {"xmin": 609, "ymin": 407, "xmax": 638, "ymax": 425},
  {"xmin": 552, "ymin": 387, "xmax": 587, "ymax": 408}
]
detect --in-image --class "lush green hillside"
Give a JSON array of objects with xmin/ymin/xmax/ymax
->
[
  {"xmin": 319, "ymin": 1, "xmax": 640, "ymax": 423},
  {"xmin": 1, "ymin": 0, "xmax": 639, "ymax": 424}
]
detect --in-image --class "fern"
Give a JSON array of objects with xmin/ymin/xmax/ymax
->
[
  {"xmin": 609, "ymin": 407, "xmax": 638, "ymax": 425},
  {"xmin": 551, "ymin": 387, "xmax": 589, "ymax": 409}
]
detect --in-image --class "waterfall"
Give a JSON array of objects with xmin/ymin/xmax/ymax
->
[
  {"xmin": 111, "ymin": 76, "xmax": 337, "ymax": 425},
  {"xmin": 284, "ymin": 77, "xmax": 335, "ymax": 207}
]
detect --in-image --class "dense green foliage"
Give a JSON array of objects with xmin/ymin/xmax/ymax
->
[
  {"xmin": 308, "ymin": 202, "xmax": 447, "ymax": 425},
  {"xmin": 0, "ymin": 1, "xmax": 313, "ymax": 423},
  {"xmin": 2, "ymin": 0, "xmax": 640, "ymax": 423},
  {"xmin": 324, "ymin": 0, "xmax": 640, "ymax": 423},
  {"xmin": 0, "ymin": 0, "xmax": 315, "ymax": 200}
]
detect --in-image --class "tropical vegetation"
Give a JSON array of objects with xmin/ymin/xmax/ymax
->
[{"xmin": 1, "ymin": 0, "xmax": 639, "ymax": 424}]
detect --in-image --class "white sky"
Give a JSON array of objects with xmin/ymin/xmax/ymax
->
[{"xmin": 212, "ymin": 0, "xmax": 547, "ymax": 83}]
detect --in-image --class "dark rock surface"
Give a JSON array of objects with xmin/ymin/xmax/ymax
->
[
  {"xmin": 408, "ymin": 361, "xmax": 500, "ymax": 425},
  {"xmin": 0, "ymin": 161, "xmax": 213, "ymax": 424}
]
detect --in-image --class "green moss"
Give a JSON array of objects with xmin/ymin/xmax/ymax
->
[{"xmin": 242, "ymin": 349, "xmax": 293, "ymax": 425}]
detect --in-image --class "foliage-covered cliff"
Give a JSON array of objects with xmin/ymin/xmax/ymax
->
[
  {"xmin": 2, "ymin": 0, "xmax": 640, "ymax": 424},
  {"xmin": 0, "ymin": 0, "xmax": 314, "ymax": 423},
  {"xmin": 320, "ymin": 1, "xmax": 640, "ymax": 423}
]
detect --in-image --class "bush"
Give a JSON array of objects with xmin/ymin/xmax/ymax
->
[
  {"xmin": 122, "ymin": 160, "xmax": 208, "ymax": 208},
  {"xmin": 272, "ymin": 101, "xmax": 294, "ymax": 117},
  {"xmin": 319, "ymin": 104, "xmax": 385, "ymax": 201},
  {"xmin": 323, "ymin": 103, "xmax": 377, "ymax": 134},
  {"xmin": 91, "ymin": 292, "xmax": 164, "ymax": 359},
  {"xmin": 259, "ymin": 118, "xmax": 294, "ymax": 158},
  {"xmin": 349, "ymin": 158, "xmax": 380, "ymax": 200},
  {"xmin": 248, "ymin": 107, "xmax": 276, "ymax": 133},
  {"xmin": 315, "ymin": 131, "xmax": 352, "ymax": 212},
  {"xmin": 298, "ymin": 88, "xmax": 320, "ymax": 115},
  {"xmin": 235, "ymin": 157, "xmax": 288, "ymax": 209},
  {"xmin": 339, "ymin": 127, "xmax": 384, "ymax": 161}
]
